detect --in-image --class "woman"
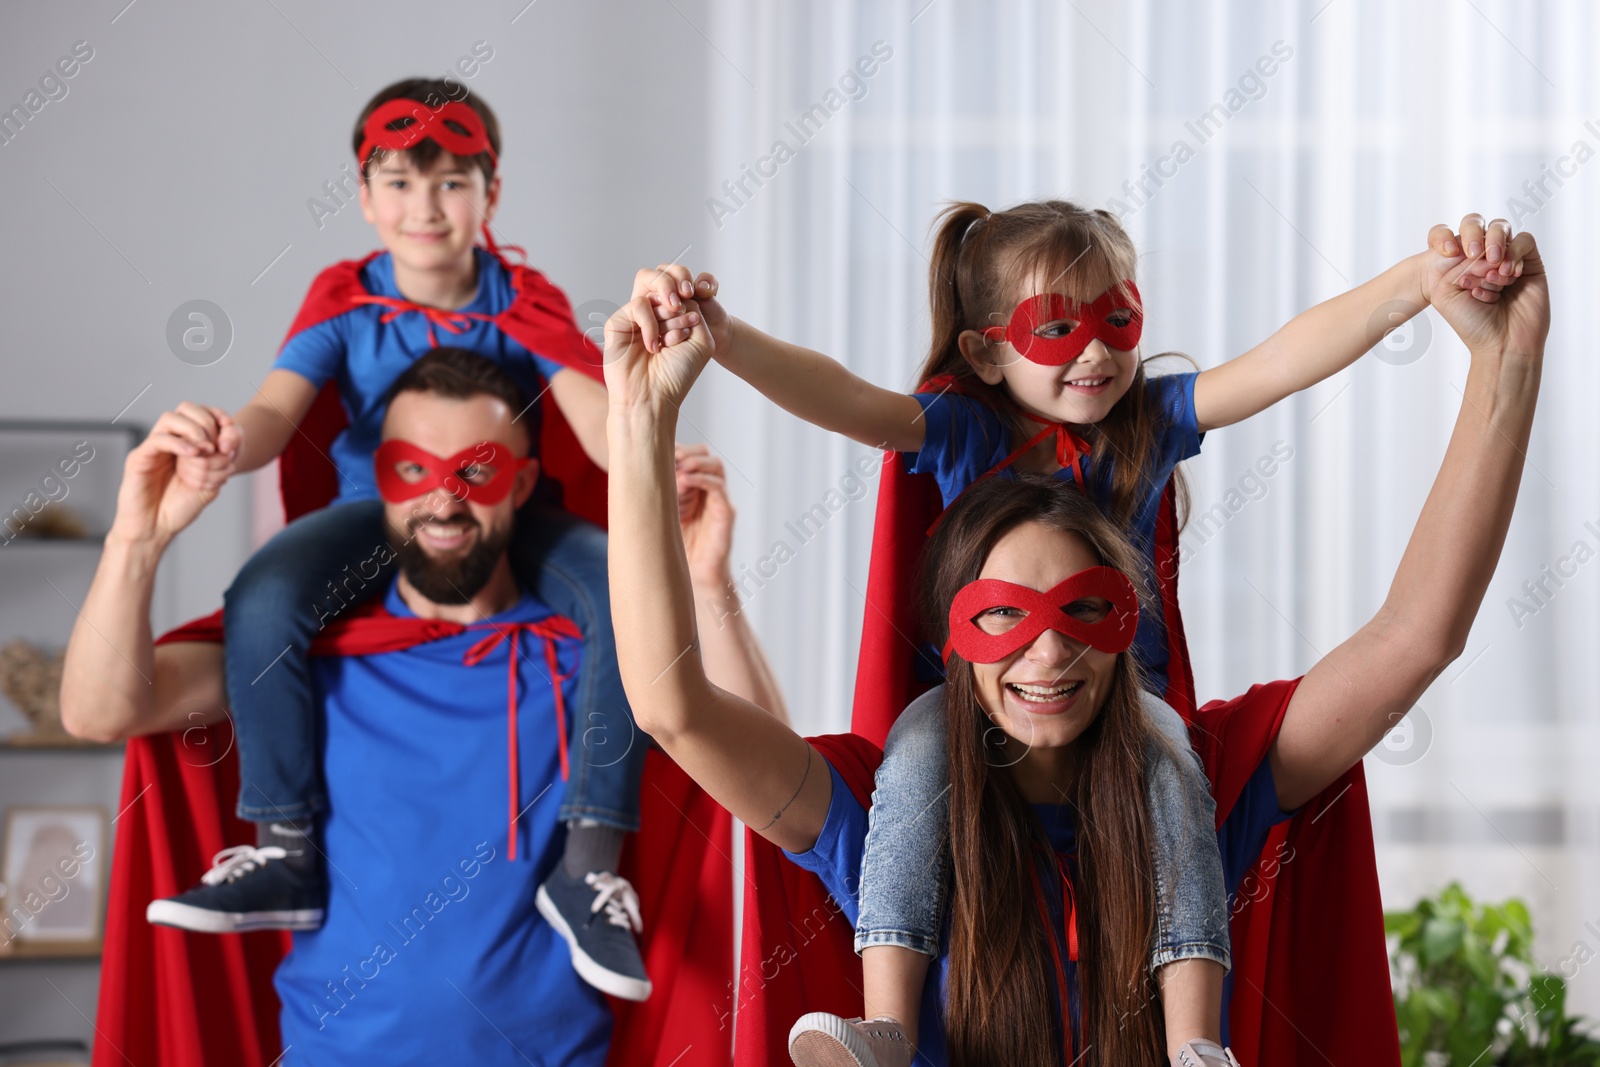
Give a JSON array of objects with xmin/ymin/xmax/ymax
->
[{"xmin": 601, "ymin": 226, "xmax": 1547, "ymax": 1066}]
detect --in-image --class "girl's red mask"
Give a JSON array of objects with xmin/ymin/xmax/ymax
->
[
  {"xmin": 943, "ymin": 566, "xmax": 1139, "ymax": 664},
  {"xmin": 980, "ymin": 282, "xmax": 1143, "ymax": 365},
  {"xmin": 373, "ymin": 440, "xmax": 529, "ymax": 506},
  {"xmin": 357, "ymin": 99, "xmax": 497, "ymax": 174}
]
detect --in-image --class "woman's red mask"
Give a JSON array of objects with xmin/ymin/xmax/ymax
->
[
  {"xmin": 980, "ymin": 282, "xmax": 1143, "ymax": 365},
  {"xmin": 943, "ymin": 566, "xmax": 1139, "ymax": 664},
  {"xmin": 374, "ymin": 440, "xmax": 529, "ymax": 506},
  {"xmin": 358, "ymin": 99, "xmax": 497, "ymax": 174}
]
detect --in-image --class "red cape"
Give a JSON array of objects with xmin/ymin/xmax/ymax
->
[
  {"xmin": 278, "ymin": 246, "xmax": 607, "ymax": 527},
  {"xmin": 739, "ymin": 683, "xmax": 1397, "ymax": 1065},
  {"xmin": 94, "ymin": 248, "xmax": 734, "ymax": 1067}
]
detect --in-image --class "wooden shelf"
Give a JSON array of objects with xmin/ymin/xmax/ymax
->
[
  {"xmin": 0, "ymin": 737, "xmax": 122, "ymax": 752},
  {"xmin": 0, "ymin": 941, "xmax": 101, "ymax": 961}
]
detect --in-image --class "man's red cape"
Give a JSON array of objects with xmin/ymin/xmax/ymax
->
[
  {"xmin": 738, "ymin": 451, "xmax": 1400, "ymax": 1065},
  {"xmin": 93, "ymin": 249, "xmax": 734, "ymax": 1067}
]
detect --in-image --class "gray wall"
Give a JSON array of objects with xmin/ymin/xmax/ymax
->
[{"xmin": 0, "ymin": 0, "xmax": 711, "ymax": 1048}]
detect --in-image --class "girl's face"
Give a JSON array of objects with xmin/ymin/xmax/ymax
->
[
  {"xmin": 960, "ymin": 275, "xmax": 1140, "ymax": 429},
  {"xmin": 360, "ymin": 151, "xmax": 498, "ymax": 275},
  {"xmin": 964, "ymin": 521, "xmax": 1120, "ymax": 761}
]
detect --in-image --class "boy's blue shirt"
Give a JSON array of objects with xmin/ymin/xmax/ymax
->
[{"xmin": 273, "ymin": 247, "xmax": 566, "ymax": 504}]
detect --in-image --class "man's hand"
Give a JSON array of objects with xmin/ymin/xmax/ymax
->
[
  {"xmin": 110, "ymin": 404, "xmax": 240, "ymax": 546},
  {"xmin": 676, "ymin": 444, "xmax": 735, "ymax": 589}
]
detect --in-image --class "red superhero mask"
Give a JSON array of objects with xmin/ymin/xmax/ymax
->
[
  {"xmin": 943, "ymin": 566, "xmax": 1140, "ymax": 664},
  {"xmin": 980, "ymin": 282, "xmax": 1143, "ymax": 366},
  {"xmin": 357, "ymin": 99, "xmax": 498, "ymax": 173},
  {"xmin": 373, "ymin": 440, "xmax": 529, "ymax": 506}
]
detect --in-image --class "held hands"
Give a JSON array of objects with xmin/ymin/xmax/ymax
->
[
  {"xmin": 110, "ymin": 403, "xmax": 241, "ymax": 546},
  {"xmin": 1423, "ymin": 219, "xmax": 1549, "ymax": 358},
  {"xmin": 632, "ymin": 264, "xmax": 730, "ymax": 354},
  {"xmin": 603, "ymin": 273, "xmax": 717, "ymax": 417}
]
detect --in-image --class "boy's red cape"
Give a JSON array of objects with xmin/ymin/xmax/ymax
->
[
  {"xmin": 738, "ymin": 449, "xmax": 1400, "ymax": 1065},
  {"xmin": 93, "ymin": 247, "xmax": 734, "ymax": 1067}
]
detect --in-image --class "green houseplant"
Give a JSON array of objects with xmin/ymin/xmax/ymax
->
[{"xmin": 1386, "ymin": 882, "xmax": 1600, "ymax": 1066}]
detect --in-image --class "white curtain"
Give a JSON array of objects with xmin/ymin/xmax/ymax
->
[{"xmin": 693, "ymin": 0, "xmax": 1600, "ymax": 1014}]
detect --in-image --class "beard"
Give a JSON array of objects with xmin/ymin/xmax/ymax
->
[{"xmin": 393, "ymin": 514, "xmax": 513, "ymax": 605}]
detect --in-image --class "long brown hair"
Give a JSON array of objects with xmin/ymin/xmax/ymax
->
[
  {"xmin": 923, "ymin": 473, "xmax": 1167, "ymax": 1066},
  {"xmin": 918, "ymin": 199, "xmax": 1190, "ymax": 529}
]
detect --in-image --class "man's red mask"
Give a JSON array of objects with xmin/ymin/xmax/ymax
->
[
  {"xmin": 374, "ymin": 440, "xmax": 529, "ymax": 506},
  {"xmin": 358, "ymin": 99, "xmax": 497, "ymax": 174},
  {"xmin": 943, "ymin": 566, "xmax": 1139, "ymax": 664},
  {"xmin": 980, "ymin": 282, "xmax": 1143, "ymax": 365}
]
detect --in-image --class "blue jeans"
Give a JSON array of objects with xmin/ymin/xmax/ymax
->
[
  {"xmin": 222, "ymin": 498, "xmax": 645, "ymax": 831},
  {"xmin": 854, "ymin": 684, "xmax": 1231, "ymax": 972}
]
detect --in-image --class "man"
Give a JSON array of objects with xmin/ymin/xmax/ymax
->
[{"xmin": 62, "ymin": 348, "xmax": 784, "ymax": 1065}]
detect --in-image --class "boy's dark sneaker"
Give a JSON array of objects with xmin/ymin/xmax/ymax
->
[
  {"xmin": 146, "ymin": 840, "xmax": 325, "ymax": 933},
  {"xmin": 536, "ymin": 868, "xmax": 652, "ymax": 1001}
]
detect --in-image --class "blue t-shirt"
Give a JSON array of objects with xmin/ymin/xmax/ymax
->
[
  {"xmin": 273, "ymin": 249, "xmax": 568, "ymax": 504},
  {"xmin": 785, "ymin": 720, "xmax": 1288, "ymax": 1062},
  {"xmin": 273, "ymin": 579, "xmax": 608, "ymax": 1067},
  {"xmin": 906, "ymin": 373, "xmax": 1203, "ymax": 695}
]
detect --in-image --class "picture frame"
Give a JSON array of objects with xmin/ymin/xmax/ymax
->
[{"xmin": 0, "ymin": 806, "xmax": 107, "ymax": 958}]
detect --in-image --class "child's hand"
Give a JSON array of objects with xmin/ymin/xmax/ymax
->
[
  {"xmin": 164, "ymin": 401, "xmax": 240, "ymax": 495},
  {"xmin": 632, "ymin": 264, "xmax": 731, "ymax": 355},
  {"xmin": 603, "ymin": 286, "xmax": 714, "ymax": 417}
]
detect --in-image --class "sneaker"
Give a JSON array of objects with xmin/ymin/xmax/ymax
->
[
  {"xmin": 536, "ymin": 868, "xmax": 652, "ymax": 1001},
  {"xmin": 788, "ymin": 1013, "xmax": 913, "ymax": 1067},
  {"xmin": 146, "ymin": 843, "xmax": 325, "ymax": 933},
  {"xmin": 1174, "ymin": 1040, "xmax": 1243, "ymax": 1067}
]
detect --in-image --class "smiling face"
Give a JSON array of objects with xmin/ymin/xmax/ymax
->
[
  {"xmin": 379, "ymin": 389, "xmax": 536, "ymax": 604},
  {"xmin": 963, "ymin": 520, "xmax": 1123, "ymax": 760},
  {"xmin": 960, "ymin": 272, "xmax": 1141, "ymax": 428},
  {"xmin": 359, "ymin": 150, "xmax": 499, "ymax": 276}
]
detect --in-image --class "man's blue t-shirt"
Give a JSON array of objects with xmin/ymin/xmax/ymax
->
[
  {"xmin": 906, "ymin": 373, "xmax": 1203, "ymax": 696},
  {"xmin": 272, "ymin": 248, "xmax": 568, "ymax": 505},
  {"xmin": 273, "ymin": 579, "xmax": 608, "ymax": 1067},
  {"xmin": 785, "ymin": 695, "xmax": 1289, "ymax": 1063}
]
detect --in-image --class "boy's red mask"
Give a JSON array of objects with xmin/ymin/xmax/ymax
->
[
  {"xmin": 943, "ymin": 566, "xmax": 1139, "ymax": 664},
  {"xmin": 980, "ymin": 282, "xmax": 1143, "ymax": 365},
  {"xmin": 374, "ymin": 440, "xmax": 529, "ymax": 505},
  {"xmin": 358, "ymin": 99, "xmax": 497, "ymax": 173}
]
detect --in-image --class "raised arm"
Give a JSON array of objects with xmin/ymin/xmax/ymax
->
[
  {"xmin": 60, "ymin": 408, "xmax": 238, "ymax": 742},
  {"xmin": 1271, "ymin": 234, "xmax": 1549, "ymax": 810},
  {"xmin": 1192, "ymin": 218, "xmax": 1522, "ymax": 432},
  {"xmin": 632, "ymin": 264, "xmax": 927, "ymax": 454},
  {"xmin": 604, "ymin": 291, "xmax": 828, "ymax": 854},
  {"xmin": 676, "ymin": 444, "xmax": 791, "ymax": 725},
  {"xmin": 231, "ymin": 368, "xmax": 321, "ymax": 473}
]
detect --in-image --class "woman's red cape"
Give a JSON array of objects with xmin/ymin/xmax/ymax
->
[
  {"xmin": 92, "ymin": 249, "xmax": 734, "ymax": 1067},
  {"xmin": 736, "ymin": 448, "xmax": 1400, "ymax": 1065}
]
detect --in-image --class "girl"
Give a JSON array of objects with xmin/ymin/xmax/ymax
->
[
  {"xmin": 635, "ymin": 203, "xmax": 1520, "ymax": 1063},
  {"xmin": 601, "ymin": 224, "xmax": 1545, "ymax": 1064}
]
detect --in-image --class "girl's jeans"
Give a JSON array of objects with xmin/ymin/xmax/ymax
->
[
  {"xmin": 855, "ymin": 684, "xmax": 1231, "ymax": 972},
  {"xmin": 221, "ymin": 498, "xmax": 645, "ymax": 831}
]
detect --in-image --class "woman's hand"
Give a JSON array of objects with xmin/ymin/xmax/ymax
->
[
  {"xmin": 1422, "ymin": 214, "xmax": 1530, "ymax": 306},
  {"xmin": 603, "ymin": 285, "xmax": 715, "ymax": 420}
]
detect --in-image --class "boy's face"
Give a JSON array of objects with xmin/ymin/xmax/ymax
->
[{"xmin": 359, "ymin": 151, "xmax": 500, "ymax": 274}]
